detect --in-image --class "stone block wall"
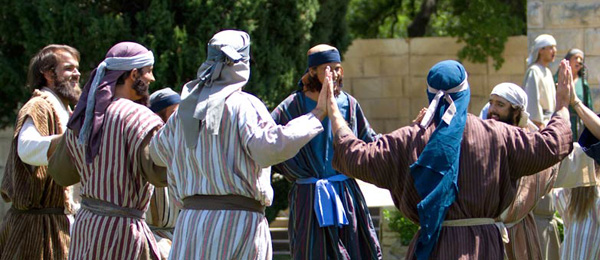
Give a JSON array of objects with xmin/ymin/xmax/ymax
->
[
  {"xmin": 528, "ymin": 0, "xmax": 600, "ymax": 110},
  {"xmin": 342, "ymin": 36, "xmax": 528, "ymax": 133}
]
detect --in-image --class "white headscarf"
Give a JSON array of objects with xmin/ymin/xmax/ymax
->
[
  {"xmin": 178, "ymin": 30, "xmax": 251, "ymax": 148},
  {"xmin": 480, "ymin": 83, "xmax": 538, "ymax": 131},
  {"xmin": 527, "ymin": 34, "xmax": 556, "ymax": 66}
]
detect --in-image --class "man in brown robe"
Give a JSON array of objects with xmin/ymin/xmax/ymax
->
[
  {"xmin": 327, "ymin": 60, "xmax": 573, "ymax": 259},
  {"xmin": 0, "ymin": 44, "xmax": 81, "ymax": 259},
  {"xmin": 481, "ymin": 82, "xmax": 557, "ymax": 260}
]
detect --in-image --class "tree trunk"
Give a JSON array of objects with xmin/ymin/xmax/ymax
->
[{"xmin": 407, "ymin": 0, "xmax": 437, "ymax": 37}]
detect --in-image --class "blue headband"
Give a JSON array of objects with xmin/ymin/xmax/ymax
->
[
  {"xmin": 149, "ymin": 95, "xmax": 180, "ymax": 113},
  {"xmin": 307, "ymin": 49, "xmax": 341, "ymax": 68}
]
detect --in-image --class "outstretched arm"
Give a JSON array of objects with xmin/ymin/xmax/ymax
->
[
  {"xmin": 243, "ymin": 76, "xmax": 329, "ymax": 167},
  {"xmin": 507, "ymin": 60, "xmax": 573, "ymax": 178},
  {"xmin": 328, "ymin": 67, "xmax": 405, "ymax": 190}
]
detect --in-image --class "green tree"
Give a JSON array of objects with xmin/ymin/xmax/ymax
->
[
  {"xmin": 0, "ymin": 0, "xmax": 350, "ymax": 128},
  {"xmin": 347, "ymin": 0, "xmax": 526, "ymax": 69}
]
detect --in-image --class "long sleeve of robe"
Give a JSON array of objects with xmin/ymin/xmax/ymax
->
[{"xmin": 332, "ymin": 113, "xmax": 572, "ymax": 259}]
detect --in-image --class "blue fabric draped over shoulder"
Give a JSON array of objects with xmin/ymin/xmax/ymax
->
[{"xmin": 410, "ymin": 60, "xmax": 470, "ymax": 260}]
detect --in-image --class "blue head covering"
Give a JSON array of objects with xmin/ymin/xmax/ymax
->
[
  {"xmin": 411, "ymin": 60, "xmax": 470, "ymax": 260},
  {"xmin": 297, "ymin": 47, "xmax": 341, "ymax": 88}
]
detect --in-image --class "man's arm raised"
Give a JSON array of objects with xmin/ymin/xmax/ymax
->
[{"xmin": 328, "ymin": 67, "xmax": 405, "ymax": 190}]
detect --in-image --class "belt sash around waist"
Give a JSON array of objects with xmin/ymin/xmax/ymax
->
[
  {"xmin": 442, "ymin": 218, "xmax": 509, "ymax": 243},
  {"xmin": 9, "ymin": 206, "xmax": 65, "ymax": 215},
  {"xmin": 81, "ymin": 197, "xmax": 145, "ymax": 219},
  {"xmin": 296, "ymin": 174, "xmax": 349, "ymax": 227},
  {"xmin": 182, "ymin": 194, "xmax": 265, "ymax": 215}
]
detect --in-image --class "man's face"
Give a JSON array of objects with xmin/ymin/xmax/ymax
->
[
  {"xmin": 131, "ymin": 65, "xmax": 155, "ymax": 105},
  {"xmin": 51, "ymin": 51, "xmax": 81, "ymax": 104},
  {"xmin": 487, "ymin": 94, "xmax": 519, "ymax": 126},
  {"xmin": 538, "ymin": 45, "xmax": 556, "ymax": 64},
  {"xmin": 158, "ymin": 104, "xmax": 178, "ymax": 122},
  {"xmin": 313, "ymin": 62, "xmax": 343, "ymax": 93}
]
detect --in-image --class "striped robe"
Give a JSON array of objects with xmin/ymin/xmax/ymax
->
[
  {"xmin": 0, "ymin": 90, "xmax": 73, "ymax": 259},
  {"xmin": 552, "ymin": 187, "xmax": 600, "ymax": 260},
  {"xmin": 150, "ymin": 91, "xmax": 323, "ymax": 260},
  {"xmin": 333, "ymin": 114, "xmax": 572, "ymax": 259},
  {"xmin": 146, "ymin": 187, "xmax": 179, "ymax": 259},
  {"xmin": 499, "ymin": 166, "xmax": 556, "ymax": 260},
  {"xmin": 65, "ymin": 99, "xmax": 163, "ymax": 260},
  {"xmin": 271, "ymin": 91, "xmax": 382, "ymax": 259}
]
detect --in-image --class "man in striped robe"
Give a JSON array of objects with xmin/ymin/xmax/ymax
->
[
  {"xmin": 149, "ymin": 30, "xmax": 326, "ymax": 259},
  {"xmin": 328, "ymin": 60, "xmax": 573, "ymax": 259},
  {"xmin": 480, "ymin": 83, "xmax": 558, "ymax": 259},
  {"xmin": 271, "ymin": 44, "xmax": 382, "ymax": 259},
  {"xmin": 48, "ymin": 42, "xmax": 166, "ymax": 260},
  {"xmin": 146, "ymin": 87, "xmax": 181, "ymax": 259},
  {"xmin": 0, "ymin": 44, "xmax": 81, "ymax": 259}
]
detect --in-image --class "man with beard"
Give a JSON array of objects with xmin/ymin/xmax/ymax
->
[
  {"xmin": 0, "ymin": 44, "xmax": 81, "ymax": 259},
  {"xmin": 329, "ymin": 60, "xmax": 573, "ymax": 259},
  {"xmin": 149, "ymin": 30, "xmax": 327, "ymax": 259},
  {"xmin": 478, "ymin": 83, "xmax": 557, "ymax": 260},
  {"xmin": 271, "ymin": 44, "xmax": 382, "ymax": 259},
  {"xmin": 524, "ymin": 34, "xmax": 561, "ymax": 260},
  {"xmin": 48, "ymin": 42, "xmax": 167, "ymax": 259}
]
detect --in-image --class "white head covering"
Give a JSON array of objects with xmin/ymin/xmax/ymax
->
[
  {"xmin": 527, "ymin": 34, "xmax": 557, "ymax": 66},
  {"xmin": 480, "ymin": 83, "xmax": 538, "ymax": 131},
  {"xmin": 178, "ymin": 30, "xmax": 250, "ymax": 148}
]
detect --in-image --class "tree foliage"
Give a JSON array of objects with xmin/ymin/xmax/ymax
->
[
  {"xmin": 0, "ymin": 0, "xmax": 352, "ymax": 222},
  {"xmin": 347, "ymin": 0, "xmax": 526, "ymax": 69},
  {"xmin": 0, "ymin": 0, "xmax": 351, "ymax": 128}
]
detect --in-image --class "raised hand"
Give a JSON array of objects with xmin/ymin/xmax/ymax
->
[
  {"xmin": 556, "ymin": 59, "xmax": 572, "ymax": 110},
  {"xmin": 312, "ymin": 67, "xmax": 330, "ymax": 120},
  {"xmin": 412, "ymin": 107, "xmax": 428, "ymax": 124},
  {"xmin": 323, "ymin": 66, "xmax": 339, "ymax": 116}
]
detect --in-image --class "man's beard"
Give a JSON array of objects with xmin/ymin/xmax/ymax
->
[
  {"xmin": 487, "ymin": 112, "xmax": 517, "ymax": 126},
  {"xmin": 53, "ymin": 74, "xmax": 80, "ymax": 105},
  {"xmin": 132, "ymin": 77, "xmax": 150, "ymax": 106}
]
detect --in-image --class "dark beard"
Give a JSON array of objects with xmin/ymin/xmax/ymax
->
[
  {"xmin": 132, "ymin": 77, "xmax": 150, "ymax": 106},
  {"xmin": 53, "ymin": 75, "xmax": 80, "ymax": 104},
  {"xmin": 304, "ymin": 73, "xmax": 342, "ymax": 96},
  {"xmin": 487, "ymin": 112, "xmax": 518, "ymax": 126}
]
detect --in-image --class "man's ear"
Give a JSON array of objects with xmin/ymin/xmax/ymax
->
[
  {"xmin": 308, "ymin": 67, "xmax": 316, "ymax": 77},
  {"xmin": 43, "ymin": 69, "xmax": 54, "ymax": 86},
  {"xmin": 129, "ymin": 68, "xmax": 139, "ymax": 80}
]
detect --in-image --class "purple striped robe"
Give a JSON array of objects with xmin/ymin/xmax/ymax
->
[
  {"xmin": 65, "ymin": 99, "xmax": 163, "ymax": 260},
  {"xmin": 333, "ymin": 114, "xmax": 572, "ymax": 259}
]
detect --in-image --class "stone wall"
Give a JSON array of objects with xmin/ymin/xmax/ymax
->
[
  {"xmin": 342, "ymin": 36, "xmax": 528, "ymax": 133},
  {"xmin": 528, "ymin": 0, "xmax": 600, "ymax": 110}
]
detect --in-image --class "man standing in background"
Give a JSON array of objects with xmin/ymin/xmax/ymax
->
[
  {"xmin": 0, "ymin": 44, "xmax": 81, "ymax": 259},
  {"xmin": 146, "ymin": 87, "xmax": 181, "ymax": 259},
  {"xmin": 524, "ymin": 34, "xmax": 561, "ymax": 260}
]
